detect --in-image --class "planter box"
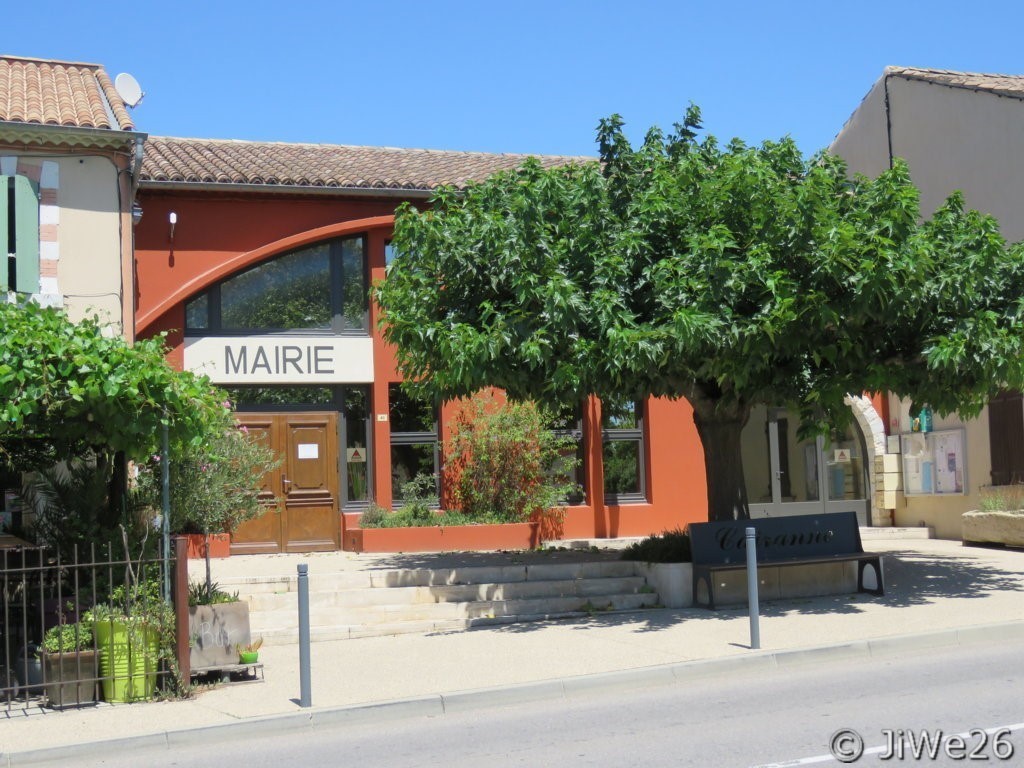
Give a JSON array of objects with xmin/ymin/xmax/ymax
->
[
  {"xmin": 346, "ymin": 522, "xmax": 539, "ymax": 553},
  {"xmin": 185, "ymin": 533, "xmax": 231, "ymax": 560},
  {"xmin": 42, "ymin": 650, "xmax": 98, "ymax": 708},
  {"xmin": 963, "ymin": 510, "xmax": 1024, "ymax": 547},
  {"xmin": 188, "ymin": 601, "xmax": 253, "ymax": 671},
  {"xmin": 635, "ymin": 562, "xmax": 693, "ymax": 608},
  {"xmin": 93, "ymin": 620, "xmax": 160, "ymax": 703}
]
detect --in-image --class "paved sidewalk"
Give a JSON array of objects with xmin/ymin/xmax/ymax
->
[{"xmin": 3, "ymin": 538, "xmax": 1024, "ymax": 765}]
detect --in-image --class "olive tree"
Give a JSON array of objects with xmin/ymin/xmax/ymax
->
[{"xmin": 375, "ymin": 108, "xmax": 1024, "ymax": 521}]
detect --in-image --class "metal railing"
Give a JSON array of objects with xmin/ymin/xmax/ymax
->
[{"xmin": 0, "ymin": 541, "xmax": 179, "ymax": 711}]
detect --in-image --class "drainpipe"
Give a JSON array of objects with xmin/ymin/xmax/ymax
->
[
  {"xmin": 130, "ymin": 135, "xmax": 145, "ymax": 193},
  {"xmin": 883, "ymin": 74, "xmax": 895, "ymax": 171},
  {"xmin": 125, "ymin": 134, "xmax": 146, "ymax": 341}
]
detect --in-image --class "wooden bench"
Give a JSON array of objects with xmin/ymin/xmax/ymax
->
[{"xmin": 689, "ymin": 511, "xmax": 884, "ymax": 609}]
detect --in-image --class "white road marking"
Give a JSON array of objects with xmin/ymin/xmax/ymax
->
[{"xmin": 749, "ymin": 721, "xmax": 1024, "ymax": 768}]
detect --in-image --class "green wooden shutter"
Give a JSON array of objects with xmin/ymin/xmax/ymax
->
[
  {"xmin": 0, "ymin": 175, "xmax": 9, "ymax": 292},
  {"xmin": 12, "ymin": 175, "xmax": 40, "ymax": 294}
]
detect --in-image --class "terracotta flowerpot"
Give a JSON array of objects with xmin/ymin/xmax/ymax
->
[{"xmin": 185, "ymin": 533, "xmax": 231, "ymax": 559}]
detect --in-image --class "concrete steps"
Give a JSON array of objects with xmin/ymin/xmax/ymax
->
[{"xmin": 222, "ymin": 560, "xmax": 659, "ymax": 643}]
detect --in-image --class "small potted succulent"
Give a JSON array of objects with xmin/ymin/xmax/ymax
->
[{"xmin": 236, "ymin": 637, "xmax": 263, "ymax": 665}]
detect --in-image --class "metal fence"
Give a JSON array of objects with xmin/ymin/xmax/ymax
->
[{"xmin": 0, "ymin": 541, "xmax": 180, "ymax": 711}]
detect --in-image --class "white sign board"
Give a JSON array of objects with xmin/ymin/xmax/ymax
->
[
  {"xmin": 297, "ymin": 443, "xmax": 319, "ymax": 460},
  {"xmin": 346, "ymin": 447, "xmax": 367, "ymax": 463},
  {"xmin": 184, "ymin": 336, "xmax": 374, "ymax": 384},
  {"xmin": 834, "ymin": 448, "xmax": 851, "ymax": 463}
]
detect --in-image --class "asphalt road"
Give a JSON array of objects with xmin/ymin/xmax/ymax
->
[{"xmin": 52, "ymin": 638, "xmax": 1024, "ymax": 768}]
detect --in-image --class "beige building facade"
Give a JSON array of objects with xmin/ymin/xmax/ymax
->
[
  {"xmin": 0, "ymin": 55, "xmax": 145, "ymax": 338},
  {"xmin": 831, "ymin": 66, "xmax": 1024, "ymax": 538}
]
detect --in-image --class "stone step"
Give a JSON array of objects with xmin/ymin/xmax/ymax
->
[
  {"xmin": 253, "ymin": 593, "xmax": 660, "ymax": 643},
  {"xmin": 221, "ymin": 559, "xmax": 640, "ymax": 595},
  {"xmin": 244, "ymin": 575, "xmax": 649, "ymax": 612},
  {"xmin": 860, "ymin": 526, "xmax": 935, "ymax": 540},
  {"xmin": 250, "ymin": 590, "xmax": 658, "ymax": 631}
]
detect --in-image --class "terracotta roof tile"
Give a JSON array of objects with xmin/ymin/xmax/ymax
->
[
  {"xmin": 886, "ymin": 66, "xmax": 1024, "ymax": 99},
  {"xmin": 0, "ymin": 55, "xmax": 134, "ymax": 130},
  {"xmin": 141, "ymin": 136, "xmax": 592, "ymax": 191}
]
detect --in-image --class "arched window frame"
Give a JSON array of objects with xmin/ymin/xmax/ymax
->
[{"xmin": 184, "ymin": 234, "xmax": 369, "ymax": 336}]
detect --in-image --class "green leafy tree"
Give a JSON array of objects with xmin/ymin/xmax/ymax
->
[
  {"xmin": 0, "ymin": 301, "xmax": 229, "ymax": 529},
  {"xmin": 375, "ymin": 107, "xmax": 1024, "ymax": 522}
]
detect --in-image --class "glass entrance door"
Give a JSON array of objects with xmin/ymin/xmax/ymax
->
[{"xmin": 741, "ymin": 406, "xmax": 869, "ymax": 524}]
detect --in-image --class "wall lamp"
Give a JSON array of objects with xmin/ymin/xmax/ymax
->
[{"xmin": 169, "ymin": 211, "xmax": 178, "ymax": 242}]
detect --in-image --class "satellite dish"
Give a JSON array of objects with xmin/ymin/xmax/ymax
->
[{"xmin": 114, "ymin": 72, "xmax": 144, "ymax": 108}]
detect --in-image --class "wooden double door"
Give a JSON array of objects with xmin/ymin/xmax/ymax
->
[{"xmin": 231, "ymin": 412, "xmax": 340, "ymax": 554}]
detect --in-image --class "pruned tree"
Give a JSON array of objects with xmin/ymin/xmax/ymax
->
[
  {"xmin": 375, "ymin": 107, "xmax": 1024, "ymax": 521},
  {"xmin": 0, "ymin": 300, "xmax": 229, "ymax": 530}
]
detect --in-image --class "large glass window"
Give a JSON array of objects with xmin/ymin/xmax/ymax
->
[
  {"xmin": 550, "ymin": 404, "xmax": 585, "ymax": 504},
  {"xmin": 389, "ymin": 384, "xmax": 439, "ymax": 504},
  {"xmin": 223, "ymin": 386, "xmax": 335, "ymax": 408},
  {"xmin": 185, "ymin": 236, "xmax": 368, "ymax": 334},
  {"xmin": 602, "ymin": 399, "xmax": 646, "ymax": 502}
]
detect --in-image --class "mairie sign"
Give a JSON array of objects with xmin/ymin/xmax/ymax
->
[{"xmin": 184, "ymin": 336, "xmax": 374, "ymax": 384}]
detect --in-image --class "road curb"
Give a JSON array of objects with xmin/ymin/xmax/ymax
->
[{"xmin": 6, "ymin": 619, "xmax": 1024, "ymax": 766}]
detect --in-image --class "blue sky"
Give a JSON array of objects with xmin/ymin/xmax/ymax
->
[{"xmin": 7, "ymin": 1, "xmax": 1024, "ymax": 158}]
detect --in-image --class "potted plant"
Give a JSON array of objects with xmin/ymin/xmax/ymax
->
[
  {"xmin": 187, "ymin": 580, "xmax": 255, "ymax": 672},
  {"xmin": 236, "ymin": 636, "xmax": 263, "ymax": 665},
  {"xmin": 38, "ymin": 621, "xmax": 98, "ymax": 707},
  {"xmin": 88, "ymin": 576, "xmax": 169, "ymax": 703},
  {"xmin": 621, "ymin": 529, "xmax": 694, "ymax": 608}
]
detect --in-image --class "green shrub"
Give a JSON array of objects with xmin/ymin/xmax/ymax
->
[
  {"xmin": 357, "ymin": 502, "xmax": 390, "ymax": 528},
  {"xmin": 40, "ymin": 621, "xmax": 93, "ymax": 654},
  {"xmin": 444, "ymin": 392, "xmax": 578, "ymax": 524},
  {"xmin": 187, "ymin": 580, "xmax": 239, "ymax": 606},
  {"xmin": 979, "ymin": 485, "xmax": 1024, "ymax": 513},
  {"xmin": 620, "ymin": 529, "xmax": 692, "ymax": 563}
]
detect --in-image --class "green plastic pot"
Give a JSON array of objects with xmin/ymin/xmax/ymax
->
[
  {"xmin": 92, "ymin": 619, "xmax": 159, "ymax": 702},
  {"xmin": 238, "ymin": 650, "xmax": 259, "ymax": 664}
]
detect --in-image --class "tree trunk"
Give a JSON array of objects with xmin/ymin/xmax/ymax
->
[
  {"xmin": 204, "ymin": 531, "xmax": 213, "ymax": 602},
  {"xmin": 691, "ymin": 404, "xmax": 751, "ymax": 522}
]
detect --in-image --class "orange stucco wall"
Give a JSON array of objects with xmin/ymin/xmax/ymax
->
[{"xmin": 135, "ymin": 188, "xmax": 709, "ymax": 545}]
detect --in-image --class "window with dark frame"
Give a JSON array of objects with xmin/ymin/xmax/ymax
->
[
  {"xmin": 601, "ymin": 398, "xmax": 646, "ymax": 503},
  {"xmin": 184, "ymin": 235, "xmax": 368, "ymax": 335},
  {"xmin": 550, "ymin": 403, "xmax": 586, "ymax": 504},
  {"xmin": 388, "ymin": 383, "xmax": 439, "ymax": 505}
]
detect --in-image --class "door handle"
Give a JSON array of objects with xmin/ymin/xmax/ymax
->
[{"xmin": 282, "ymin": 476, "xmax": 293, "ymax": 494}]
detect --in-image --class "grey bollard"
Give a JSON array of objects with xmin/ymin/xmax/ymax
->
[
  {"xmin": 745, "ymin": 527, "xmax": 760, "ymax": 650},
  {"xmin": 298, "ymin": 563, "xmax": 312, "ymax": 707}
]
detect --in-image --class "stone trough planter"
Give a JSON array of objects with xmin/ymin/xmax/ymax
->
[
  {"xmin": 963, "ymin": 510, "xmax": 1024, "ymax": 548},
  {"xmin": 635, "ymin": 562, "xmax": 693, "ymax": 608}
]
